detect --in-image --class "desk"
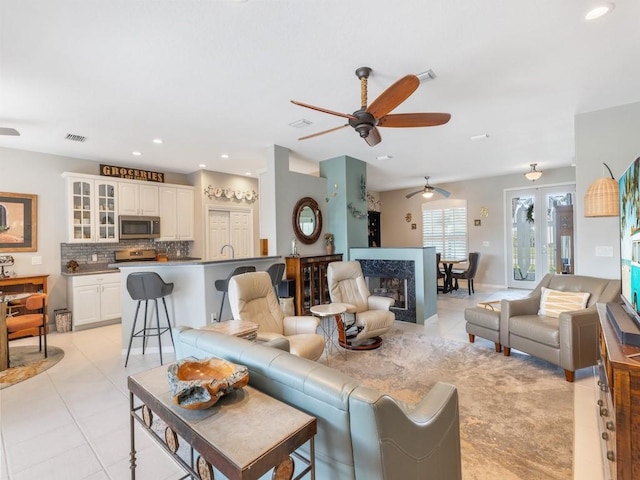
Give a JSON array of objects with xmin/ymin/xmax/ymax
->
[
  {"xmin": 0, "ymin": 293, "xmax": 32, "ymax": 371},
  {"xmin": 310, "ymin": 303, "xmax": 349, "ymax": 362},
  {"xmin": 128, "ymin": 364, "xmax": 316, "ymax": 480},
  {"xmin": 440, "ymin": 259, "xmax": 465, "ymax": 293}
]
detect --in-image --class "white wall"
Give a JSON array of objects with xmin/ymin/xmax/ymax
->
[{"xmin": 575, "ymin": 101, "xmax": 640, "ymax": 279}]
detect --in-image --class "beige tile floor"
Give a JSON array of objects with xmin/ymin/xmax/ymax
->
[{"xmin": 0, "ymin": 286, "xmax": 605, "ymax": 480}]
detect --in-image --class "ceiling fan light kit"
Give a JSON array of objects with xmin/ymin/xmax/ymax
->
[
  {"xmin": 524, "ymin": 163, "xmax": 542, "ymax": 181},
  {"xmin": 405, "ymin": 176, "xmax": 451, "ymax": 200},
  {"xmin": 291, "ymin": 66, "xmax": 451, "ymax": 147}
]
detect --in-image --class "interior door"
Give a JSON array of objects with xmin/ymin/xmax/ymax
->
[
  {"xmin": 207, "ymin": 210, "xmax": 230, "ymax": 260},
  {"xmin": 506, "ymin": 184, "xmax": 575, "ymax": 289}
]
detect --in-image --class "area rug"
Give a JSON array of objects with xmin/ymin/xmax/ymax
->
[
  {"xmin": 325, "ymin": 323, "xmax": 574, "ymax": 480},
  {"xmin": 0, "ymin": 345, "xmax": 64, "ymax": 389}
]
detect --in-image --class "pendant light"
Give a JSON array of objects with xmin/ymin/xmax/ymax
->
[
  {"xmin": 584, "ymin": 163, "xmax": 619, "ymax": 217},
  {"xmin": 524, "ymin": 163, "xmax": 542, "ymax": 182}
]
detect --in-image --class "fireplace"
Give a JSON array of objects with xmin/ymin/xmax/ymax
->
[
  {"xmin": 357, "ymin": 259, "xmax": 416, "ymax": 322},
  {"xmin": 368, "ymin": 277, "xmax": 408, "ymax": 310}
]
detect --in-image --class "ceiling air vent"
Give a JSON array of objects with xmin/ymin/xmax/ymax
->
[{"xmin": 65, "ymin": 133, "xmax": 86, "ymax": 142}]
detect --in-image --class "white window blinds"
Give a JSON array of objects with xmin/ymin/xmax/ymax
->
[{"xmin": 422, "ymin": 199, "xmax": 468, "ymax": 259}]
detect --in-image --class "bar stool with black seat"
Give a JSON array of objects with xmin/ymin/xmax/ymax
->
[
  {"xmin": 125, "ymin": 272, "xmax": 175, "ymax": 367},
  {"xmin": 214, "ymin": 266, "xmax": 256, "ymax": 322},
  {"xmin": 266, "ymin": 263, "xmax": 286, "ymax": 299}
]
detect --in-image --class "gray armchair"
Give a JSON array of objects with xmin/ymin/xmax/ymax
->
[{"xmin": 500, "ymin": 273, "xmax": 620, "ymax": 382}]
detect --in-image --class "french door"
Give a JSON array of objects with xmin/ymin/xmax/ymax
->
[{"xmin": 505, "ymin": 184, "xmax": 575, "ymax": 289}]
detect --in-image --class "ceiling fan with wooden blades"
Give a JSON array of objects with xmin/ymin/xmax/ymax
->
[
  {"xmin": 405, "ymin": 176, "xmax": 451, "ymax": 199},
  {"xmin": 291, "ymin": 67, "xmax": 450, "ymax": 147}
]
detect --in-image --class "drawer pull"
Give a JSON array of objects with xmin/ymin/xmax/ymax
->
[
  {"xmin": 607, "ymin": 451, "xmax": 615, "ymax": 462},
  {"xmin": 606, "ymin": 421, "xmax": 615, "ymax": 431}
]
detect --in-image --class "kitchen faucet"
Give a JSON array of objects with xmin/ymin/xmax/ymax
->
[{"xmin": 221, "ymin": 244, "xmax": 235, "ymax": 259}]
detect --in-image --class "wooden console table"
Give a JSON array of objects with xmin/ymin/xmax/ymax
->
[
  {"xmin": 0, "ymin": 274, "xmax": 48, "ymax": 317},
  {"xmin": 597, "ymin": 303, "xmax": 640, "ymax": 480},
  {"xmin": 128, "ymin": 364, "xmax": 316, "ymax": 480}
]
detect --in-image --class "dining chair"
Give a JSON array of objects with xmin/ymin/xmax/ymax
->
[
  {"xmin": 6, "ymin": 293, "xmax": 48, "ymax": 361},
  {"xmin": 452, "ymin": 252, "xmax": 480, "ymax": 295}
]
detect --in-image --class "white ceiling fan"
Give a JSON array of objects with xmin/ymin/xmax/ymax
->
[
  {"xmin": 405, "ymin": 176, "xmax": 450, "ymax": 199},
  {"xmin": 0, "ymin": 128, "xmax": 20, "ymax": 136}
]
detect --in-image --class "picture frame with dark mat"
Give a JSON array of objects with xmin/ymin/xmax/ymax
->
[{"xmin": 0, "ymin": 192, "xmax": 37, "ymax": 252}]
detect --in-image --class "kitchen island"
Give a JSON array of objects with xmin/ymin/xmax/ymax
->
[{"xmin": 114, "ymin": 256, "xmax": 282, "ymax": 358}]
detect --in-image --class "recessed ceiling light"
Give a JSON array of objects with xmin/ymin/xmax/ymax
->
[
  {"xmin": 199, "ymin": 164, "xmax": 207, "ymax": 168},
  {"xmin": 585, "ymin": 2, "xmax": 615, "ymax": 20},
  {"xmin": 470, "ymin": 134, "xmax": 489, "ymax": 140},
  {"xmin": 245, "ymin": 172, "xmax": 252, "ymax": 176},
  {"xmin": 132, "ymin": 151, "xmax": 143, "ymax": 156},
  {"xmin": 376, "ymin": 155, "xmax": 393, "ymax": 161},
  {"xmin": 152, "ymin": 138, "xmax": 163, "ymax": 144},
  {"xmin": 221, "ymin": 154, "xmax": 229, "ymax": 159}
]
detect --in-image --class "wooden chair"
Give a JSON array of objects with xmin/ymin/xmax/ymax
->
[{"xmin": 6, "ymin": 293, "xmax": 48, "ymax": 359}]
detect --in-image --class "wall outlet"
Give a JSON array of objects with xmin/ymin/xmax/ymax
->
[
  {"xmin": 91, "ymin": 253, "xmax": 98, "ymax": 262},
  {"xmin": 210, "ymin": 313, "xmax": 216, "ymax": 324},
  {"xmin": 176, "ymin": 249, "xmax": 181, "ymax": 257},
  {"xmin": 31, "ymin": 256, "xmax": 42, "ymax": 265},
  {"xmin": 482, "ymin": 241, "xmax": 490, "ymax": 247}
]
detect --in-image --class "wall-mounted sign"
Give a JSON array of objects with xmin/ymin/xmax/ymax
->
[{"xmin": 100, "ymin": 164, "xmax": 165, "ymax": 183}]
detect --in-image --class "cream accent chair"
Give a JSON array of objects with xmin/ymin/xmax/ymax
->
[
  {"xmin": 228, "ymin": 271, "xmax": 325, "ymax": 360},
  {"xmin": 327, "ymin": 261, "xmax": 395, "ymax": 350},
  {"xmin": 500, "ymin": 273, "xmax": 620, "ymax": 382}
]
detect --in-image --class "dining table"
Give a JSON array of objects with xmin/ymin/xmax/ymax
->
[
  {"xmin": 440, "ymin": 258, "xmax": 466, "ymax": 293},
  {"xmin": 0, "ymin": 292, "xmax": 32, "ymax": 371}
]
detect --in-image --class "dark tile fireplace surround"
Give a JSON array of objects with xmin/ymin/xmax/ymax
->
[{"xmin": 357, "ymin": 259, "xmax": 416, "ymax": 323}]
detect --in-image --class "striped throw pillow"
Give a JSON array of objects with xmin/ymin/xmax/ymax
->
[{"xmin": 538, "ymin": 287, "xmax": 590, "ymax": 318}]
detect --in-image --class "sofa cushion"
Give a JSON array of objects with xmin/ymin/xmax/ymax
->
[
  {"xmin": 538, "ymin": 287, "xmax": 590, "ymax": 318},
  {"xmin": 510, "ymin": 314, "xmax": 560, "ymax": 347}
]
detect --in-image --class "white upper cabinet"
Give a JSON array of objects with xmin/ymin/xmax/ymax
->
[
  {"xmin": 118, "ymin": 182, "xmax": 159, "ymax": 216},
  {"xmin": 64, "ymin": 174, "xmax": 118, "ymax": 243},
  {"xmin": 158, "ymin": 186, "xmax": 194, "ymax": 241}
]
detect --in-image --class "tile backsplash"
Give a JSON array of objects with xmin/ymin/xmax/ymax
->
[{"xmin": 60, "ymin": 240, "xmax": 193, "ymax": 266}]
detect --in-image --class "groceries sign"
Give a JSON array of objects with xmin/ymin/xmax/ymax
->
[{"xmin": 100, "ymin": 164, "xmax": 165, "ymax": 183}]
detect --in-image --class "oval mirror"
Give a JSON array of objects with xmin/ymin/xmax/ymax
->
[{"xmin": 292, "ymin": 197, "xmax": 322, "ymax": 245}]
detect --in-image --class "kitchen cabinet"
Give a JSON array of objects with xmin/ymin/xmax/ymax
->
[
  {"xmin": 158, "ymin": 186, "xmax": 194, "ymax": 240},
  {"xmin": 63, "ymin": 174, "xmax": 118, "ymax": 243},
  {"xmin": 118, "ymin": 182, "xmax": 159, "ymax": 216},
  {"xmin": 285, "ymin": 254, "xmax": 343, "ymax": 315},
  {"xmin": 67, "ymin": 272, "xmax": 121, "ymax": 330}
]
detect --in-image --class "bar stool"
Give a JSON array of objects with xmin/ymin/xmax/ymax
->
[
  {"xmin": 125, "ymin": 272, "xmax": 175, "ymax": 367},
  {"xmin": 214, "ymin": 266, "xmax": 256, "ymax": 322},
  {"xmin": 266, "ymin": 263, "xmax": 286, "ymax": 299}
]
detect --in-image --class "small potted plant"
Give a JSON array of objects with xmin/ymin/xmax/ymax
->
[{"xmin": 324, "ymin": 233, "xmax": 334, "ymax": 254}]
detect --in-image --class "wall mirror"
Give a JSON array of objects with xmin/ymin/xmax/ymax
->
[{"xmin": 292, "ymin": 197, "xmax": 322, "ymax": 244}]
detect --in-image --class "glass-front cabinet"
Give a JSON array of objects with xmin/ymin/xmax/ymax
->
[{"xmin": 65, "ymin": 174, "xmax": 118, "ymax": 243}]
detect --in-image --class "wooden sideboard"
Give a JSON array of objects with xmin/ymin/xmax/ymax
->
[
  {"xmin": 0, "ymin": 274, "xmax": 48, "ymax": 316},
  {"xmin": 597, "ymin": 303, "xmax": 640, "ymax": 480},
  {"xmin": 285, "ymin": 254, "xmax": 342, "ymax": 315}
]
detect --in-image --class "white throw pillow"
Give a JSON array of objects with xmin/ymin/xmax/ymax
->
[{"xmin": 538, "ymin": 287, "xmax": 590, "ymax": 318}]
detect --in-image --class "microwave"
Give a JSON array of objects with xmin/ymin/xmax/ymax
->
[{"xmin": 119, "ymin": 215, "xmax": 161, "ymax": 240}]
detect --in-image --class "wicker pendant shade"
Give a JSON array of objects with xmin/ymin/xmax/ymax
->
[{"xmin": 584, "ymin": 163, "xmax": 619, "ymax": 217}]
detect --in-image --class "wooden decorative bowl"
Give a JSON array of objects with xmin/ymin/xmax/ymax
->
[{"xmin": 167, "ymin": 357, "xmax": 249, "ymax": 410}]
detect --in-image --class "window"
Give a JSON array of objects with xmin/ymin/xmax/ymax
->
[{"xmin": 422, "ymin": 199, "xmax": 468, "ymax": 259}]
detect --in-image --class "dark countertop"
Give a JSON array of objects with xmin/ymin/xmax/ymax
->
[
  {"xmin": 61, "ymin": 263, "xmax": 120, "ymax": 276},
  {"xmin": 109, "ymin": 255, "xmax": 282, "ymax": 269}
]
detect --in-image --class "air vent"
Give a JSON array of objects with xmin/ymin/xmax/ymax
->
[{"xmin": 65, "ymin": 133, "xmax": 86, "ymax": 142}]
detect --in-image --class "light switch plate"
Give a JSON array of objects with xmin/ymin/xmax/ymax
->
[
  {"xmin": 31, "ymin": 256, "xmax": 42, "ymax": 265},
  {"xmin": 595, "ymin": 246, "xmax": 614, "ymax": 257}
]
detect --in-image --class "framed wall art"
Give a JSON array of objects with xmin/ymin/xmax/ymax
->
[{"xmin": 0, "ymin": 192, "xmax": 37, "ymax": 252}]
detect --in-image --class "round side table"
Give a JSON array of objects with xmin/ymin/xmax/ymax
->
[{"xmin": 310, "ymin": 303, "xmax": 351, "ymax": 362}]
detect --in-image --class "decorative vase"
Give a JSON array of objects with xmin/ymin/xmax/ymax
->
[{"xmin": 326, "ymin": 243, "xmax": 334, "ymax": 255}]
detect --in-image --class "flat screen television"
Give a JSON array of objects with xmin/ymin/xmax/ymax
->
[{"xmin": 619, "ymin": 156, "xmax": 640, "ymax": 327}]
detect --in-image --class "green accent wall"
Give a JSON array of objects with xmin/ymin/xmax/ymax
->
[{"xmin": 320, "ymin": 156, "xmax": 368, "ymax": 259}]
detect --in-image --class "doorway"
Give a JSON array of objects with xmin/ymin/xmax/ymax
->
[
  {"xmin": 505, "ymin": 184, "xmax": 575, "ymax": 289},
  {"xmin": 206, "ymin": 207, "xmax": 253, "ymax": 260}
]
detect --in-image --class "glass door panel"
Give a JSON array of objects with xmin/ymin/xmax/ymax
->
[{"xmin": 506, "ymin": 185, "xmax": 575, "ymax": 289}]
